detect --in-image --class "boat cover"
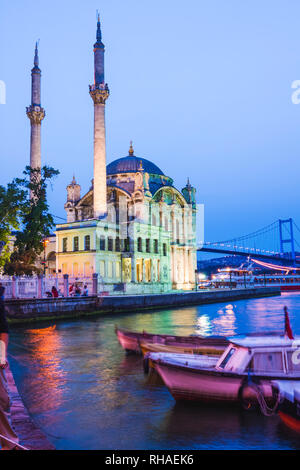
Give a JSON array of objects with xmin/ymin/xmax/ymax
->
[{"xmin": 272, "ymin": 380, "xmax": 300, "ymax": 402}]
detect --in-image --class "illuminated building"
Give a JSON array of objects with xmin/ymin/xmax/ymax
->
[{"xmin": 47, "ymin": 16, "xmax": 197, "ymax": 292}]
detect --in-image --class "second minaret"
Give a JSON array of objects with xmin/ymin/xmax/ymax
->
[
  {"xmin": 26, "ymin": 43, "xmax": 45, "ymax": 172},
  {"xmin": 89, "ymin": 15, "xmax": 109, "ymax": 218}
]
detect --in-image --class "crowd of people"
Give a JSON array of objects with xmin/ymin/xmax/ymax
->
[{"xmin": 45, "ymin": 283, "xmax": 89, "ymax": 298}]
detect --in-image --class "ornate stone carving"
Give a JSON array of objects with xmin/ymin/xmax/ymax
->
[
  {"xmin": 26, "ymin": 105, "xmax": 45, "ymax": 124},
  {"xmin": 89, "ymin": 84, "xmax": 110, "ymax": 104}
]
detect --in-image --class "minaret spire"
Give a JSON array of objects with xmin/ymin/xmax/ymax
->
[
  {"xmin": 34, "ymin": 41, "xmax": 39, "ymax": 67},
  {"xmin": 89, "ymin": 14, "xmax": 109, "ymax": 218},
  {"xmin": 96, "ymin": 13, "xmax": 102, "ymax": 43},
  {"xmin": 26, "ymin": 42, "xmax": 45, "ymax": 196}
]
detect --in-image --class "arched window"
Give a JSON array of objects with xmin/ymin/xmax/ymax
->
[
  {"xmin": 138, "ymin": 237, "xmax": 143, "ymax": 252},
  {"xmin": 108, "ymin": 237, "xmax": 114, "ymax": 251},
  {"xmin": 84, "ymin": 235, "xmax": 90, "ymax": 251},
  {"xmin": 176, "ymin": 220, "xmax": 180, "ymax": 244},
  {"xmin": 100, "ymin": 236, "xmax": 105, "ymax": 250},
  {"xmin": 73, "ymin": 236, "xmax": 79, "ymax": 251},
  {"xmin": 62, "ymin": 238, "xmax": 68, "ymax": 252}
]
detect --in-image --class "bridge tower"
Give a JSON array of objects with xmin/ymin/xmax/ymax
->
[{"xmin": 279, "ymin": 218, "xmax": 296, "ymax": 265}]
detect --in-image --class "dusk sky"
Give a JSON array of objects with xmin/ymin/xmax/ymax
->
[{"xmin": 1, "ymin": 0, "xmax": 300, "ymax": 244}]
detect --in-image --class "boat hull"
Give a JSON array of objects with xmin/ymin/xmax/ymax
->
[
  {"xmin": 115, "ymin": 327, "xmax": 228, "ymax": 355},
  {"xmin": 278, "ymin": 394, "xmax": 300, "ymax": 432},
  {"xmin": 280, "ymin": 285, "xmax": 300, "ymax": 292},
  {"xmin": 155, "ymin": 362, "xmax": 273, "ymax": 404},
  {"xmin": 278, "ymin": 411, "xmax": 300, "ymax": 432}
]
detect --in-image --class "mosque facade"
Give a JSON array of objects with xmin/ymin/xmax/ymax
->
[{"xmin": 30, "ymin": 17, "xmax": 197, "ymax": 293}]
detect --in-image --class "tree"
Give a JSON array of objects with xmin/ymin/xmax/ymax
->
[
  {"xmin": 4, "ymin": 165, "xmax": 59, "ymax": 275},
  {"xmin": 0, "ymin": 181, "xmax": 27, "ymax": 269}
]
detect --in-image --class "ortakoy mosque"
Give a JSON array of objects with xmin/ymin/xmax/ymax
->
[{"xmin": 27, "ymin": 16, "xmax": 197, "ymax": 293}]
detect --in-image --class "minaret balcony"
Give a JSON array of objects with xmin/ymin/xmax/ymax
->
[
  {"xmin": 89, "ymin": 83, "xmax": 110, "ymax": 104},
  {"xmin": 26, "ymin": 105, "xmax": 45, "ymax": 124}
]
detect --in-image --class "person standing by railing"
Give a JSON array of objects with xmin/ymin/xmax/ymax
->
[{"xmin": 0, "ymin": 285, "xmax": 20, "ymax": 450}]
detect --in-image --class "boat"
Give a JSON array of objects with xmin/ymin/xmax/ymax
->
[
  {"xmin": 272, "ymin": 380, "xmax": 300, "ymax": 432},
  {"xmin": 115, "ymin": 326, "xmax": 228, "ymax": 355},
  {"xmin": 208, "ymin": 264, "xmax": 300, "ymax": 292},
  {"xmin": 139, "ymin": 339, "xmax": 226, "ymax": 358},
  {"xmin": 149, "ymin": 319, "xmax": 300, "ymax": 405},
  {"xmin": 145, "ymin": 352, "xmax": 218, "ymax": 375},
  {"xmin": 143, "ymin": 351, "xmax": 219, "ymax": 376},
  {"xmin": 253, "ymin": 273, "xmax": 300, "ymax": 292}
]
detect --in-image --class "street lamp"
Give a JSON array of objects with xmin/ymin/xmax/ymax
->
[{"xmin": 43, "ymin": 238, "xmax": 49, "ymax": 275}]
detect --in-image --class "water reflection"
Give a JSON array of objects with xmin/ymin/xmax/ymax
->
[
  {"xmin": 195, "ymin": 314, "xmax": 211, "ymax": 336},
  {"xmin": 9, "ymin": 292, "xmax": 300, "ymax": 450},
  {"xmin": 211, "ymin": 304, "xmax": 237, "ymax": 336}
]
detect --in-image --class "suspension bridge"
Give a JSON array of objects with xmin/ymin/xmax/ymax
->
[{"xmin": 198, "ymin": 218, "xmax": 300, "ymax": 267}]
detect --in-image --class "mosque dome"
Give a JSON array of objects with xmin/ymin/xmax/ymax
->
[{"xmin": 106, "ymin": 143, "xmax": 165, "ymax": 176}]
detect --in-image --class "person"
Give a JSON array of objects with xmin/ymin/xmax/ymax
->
[
  {"xmin": 75, "ymin": 284, "xmax": 81, "ymax": 296},
  {"xmin": 69, "ymin": 284, "xmax": 74, "ymax": 297},
  {"xmin": 82, "ymin": 285, "xmax": 88, "ymax": 296},
  {"xmin": 51, "ymin": 286, "xmax": 59, "ymax": 298},
  {"xmin": 0, "ymin": 289, "xmax": 20, "ymax": 450}
]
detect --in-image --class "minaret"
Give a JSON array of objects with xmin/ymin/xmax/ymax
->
[
  {"xmin": 89, "ymin": 14, "xmax": 109, "ymax": 218},
  {"xmin": 26, "ymin": 43, "xmax": 45, "ymax": 174}
]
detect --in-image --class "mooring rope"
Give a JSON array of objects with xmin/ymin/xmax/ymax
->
[
  {"xmin": 0, "ymin": 433, "xmax": 28, "ymax": 450},
  {"xmin": 242, "ymin": 380, "xmax": 282, "ymax": 416}
]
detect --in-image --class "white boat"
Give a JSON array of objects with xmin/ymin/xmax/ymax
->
[
  {"xmin": 272, "ymin": 380, "xmax": 300, "ymax": 432},
  {"xmin": 208, "ymin": 264, "xmax": 300, "ymax": 292},
  {"xmin": 149, "ymin": 333, "xmax": 300, "ymax": 405}
]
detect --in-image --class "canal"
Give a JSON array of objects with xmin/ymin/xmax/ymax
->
[{"xmin": 8, "ymin": 292, "xmax": 300, "ymax": 450}]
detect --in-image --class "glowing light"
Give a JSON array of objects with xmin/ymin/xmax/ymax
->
[
  {"xmin": 251, "ymin": 258, "xmax": 300, "ymax": 271},
  {"xmin": 197, "ymin": 273, "xmax": 207, "ymax": 280}
]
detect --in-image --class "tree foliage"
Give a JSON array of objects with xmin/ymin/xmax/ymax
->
[
  {"xmin": 0, "ymin": 181, "xmax": 27, "ymax": 269},
  {"xmin": 3, "ymin": 166, "xmax": 59, "ymax": 276}
]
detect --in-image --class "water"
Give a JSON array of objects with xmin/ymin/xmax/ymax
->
[{"xmin": 8, "ymin": 292, "xmax": 300, "ymax": 449}]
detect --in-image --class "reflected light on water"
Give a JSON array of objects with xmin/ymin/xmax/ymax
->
[
  {"xmin": 8, "ymin": 292, "xmax": 300, "ymax": 450},
  {"xmin": 17, "ymin": 326, "xmax": 67, "ymax": 415},
  {"xmin": 210, "ymin": 304, "xmax": 237, "ymax": 337},
  {"xmin": 195, "ymin": 315, "xmax": 211, "ymax": 336}
]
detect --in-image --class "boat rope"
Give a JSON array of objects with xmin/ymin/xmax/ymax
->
[
  {"xmin": 247, "ymin": 381, "xmax": 282, "ymax": 416},
  {"xmin": 239, "ymin": 371, "xmax": 282, "ymax": 416},
  {"xmin": 0, "ymin": 433, "xmax": 28, "ymax": 450}
]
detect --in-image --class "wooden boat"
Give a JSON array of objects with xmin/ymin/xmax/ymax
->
[
  {"xmin": 145, "ymin": 352, "xmax": 219, "ymax": 376},
  {"xmin": 272, "ymin": 380, "xmax": 300, "ymax": 432},
  {"xmin": 150, "ymin": 334, "xmax": 300, "ymax": 405},
  {"xmin": 115, "ymin": 326, "xmax": 228, "ymax": 355},
  {"xmin": 140, "ymin": 339, "xmax": 226, "ymax": 358}
]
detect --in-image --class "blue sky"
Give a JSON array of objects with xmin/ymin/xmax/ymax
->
[{"xmin": 1, "ymin": 0, "xmax": 300, "ymax": 244}]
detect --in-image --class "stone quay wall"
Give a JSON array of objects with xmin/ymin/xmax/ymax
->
[{"xmin": 4, "ymin": 286, "xmax": 280, "ymax": 324}]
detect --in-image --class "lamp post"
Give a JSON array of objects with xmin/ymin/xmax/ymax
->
[
  {"xmin": 195, "ymin": 269, "xmax": 198, "ymax": 291},
  {"xmin": 43, "ymin": 238, "xmax": 49, "ymax": 275}
]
